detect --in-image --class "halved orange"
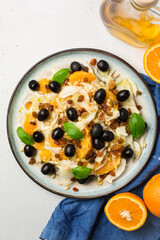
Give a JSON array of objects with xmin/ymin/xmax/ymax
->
[
  {"xmin": 104, "ymin": 192, "xmax": 147, "ymax": 231},
  {"xmin": 143, "ymin": 42, "xmax": 160, "ymax": 83}
]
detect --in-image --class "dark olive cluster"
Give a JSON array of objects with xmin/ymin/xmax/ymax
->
[{"xmin": 90, "ymin": 124, "xmax": 114, "ymax": 150}]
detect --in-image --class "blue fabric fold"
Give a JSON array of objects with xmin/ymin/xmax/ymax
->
[{"xmin": 40, "ymin": 74, "xmax": 160, "ymax": 240}]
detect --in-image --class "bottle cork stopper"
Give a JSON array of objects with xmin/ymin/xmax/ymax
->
[{"xmin": 134, "ymin": 0, "xmax": 158, "ymax": 8}]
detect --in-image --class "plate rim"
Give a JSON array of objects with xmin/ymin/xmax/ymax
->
[{"xmin": 7, "ymin": 48, "xmax": 158, "ymax": 199}]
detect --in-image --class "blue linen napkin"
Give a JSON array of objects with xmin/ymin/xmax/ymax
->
[{"xmin": 40, "ymin": 74, "xmax": 160, "ymax": 240}]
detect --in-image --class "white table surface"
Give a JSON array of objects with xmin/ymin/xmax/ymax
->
[{"xmin": 0, "ymin": 0, "xmax": 153, "ymax": 239}]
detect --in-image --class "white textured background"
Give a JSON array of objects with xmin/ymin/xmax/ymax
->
[{"xmin": 0, "ymin": 0, "xmax": 152, "ymax": 239}]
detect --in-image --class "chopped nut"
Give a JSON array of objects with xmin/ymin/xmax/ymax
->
[
  {"xmin": 108, "ymin": 80, "xmax": 116, "ymax": 90},
  {"xmin": 90, "ymin": 58, "xmax": 97, "ymax": 66},
  {"xmin": 83, "ymin": 77, "xmax": 88, "ymax": 82},
  {"xmin": 45, "ymin": 84, "xmax": 49, "ymax": 89},
  {"xmin": 67, "ymin": 99, "xmax": 73, "ymax": 104},
  {"xmin": 100, "ymin": 174, "xmax": 107, "ymax": 180},
  {"xmin": 97, "ymin": 152, "xmax": 103, "ymax": 157},
  {"xmin": 77, "ymin": 161, "xmax": 83, "ymax": 166},
  {"xmin": 137, "ymin": 105, "xmax": 142, "ymax": 110},
  {"xmin": 48, "ymin": 105, "xmax": 54, "ymax": 111},
  {"xmin": 73, "ymin": 187, "xmax": 79, "ymax": 192},
  {"xmin": 77, "ymin": 95, "xmax": 84, "ymax": 102},
  {"xmin": 71, "ymin": 177, "xmax": 77, "ymax": 181},
  {"xmin": 112, "ymin": 144, "xmax": 121, "ymax": 151},
  {"xmin": 109, "ymin": 171, "xmax": 115, "ymax": 176},
  {"xmin": 19, "ymin": 146, "xmax": 24, "ymax": 152},
  {"xmin": 30, "ymin": 121, "xmax": 36, "ymax": 125},
  {"xmin": 29, "ymin": 158, "xmax": 36, "ymax": 165},
  {"xmin": 85, "ymin": 150, "xmax": 95, "ymax": 160},
  {"xmin": 98, "ymin": 111, "xmax": 105, "ymax": 120},
  {"xmin": 106, "ymin": 111, "xmax": 113, "ymax": 117},
  {"xmin": 112, "ymin": 72, "xmax": 120, "ymax": 78},
  {"xmin": 128, "ymin": 108, "xmax": 132, "ymax": 115},
  {"xmin": 97, "ymin": 180, "xmax": 103, "ymax": 186},
  {"xmin": 54, "ymin": 140, "xmax": 61, "ymax": 146},
  {"xmin": 82, "ymin": 66, "xmax": 89, "ymax": 72},
  {"xmin": 118, "ymin": 102, "xmax": 123, "ymax": 108},
  {"xmin": 57, "ymin": 181, "xmax": 62, "ymax": 186},
  {"xmin": 65, "ymin": 186, "xmax": 69, "ymax": 190},
  {"xmin": 136, "ymin": 90, "xmax": 142, "ymax": 95},
  {"xmin": 77, "ymin": 108, "xmax": 86, "ymax": 116},
  {"xmin": 118, "ymin": 138, "xmax": 124, "ymax": 144},
  {"xmin": 111, "ymin": 89, "xmax": 119, "ymax": 96},
  {"xmin": 32, "ymin": 111, "xmax": 38, "ymax": 118}
]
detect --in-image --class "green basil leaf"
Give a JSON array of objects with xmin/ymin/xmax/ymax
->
[
  {"xmin": 17, "ymin": 127, "xmax": 34, "ymax": 145},
  {"xmin": 72, "ymin": 166, "xmax": 92, "ymax": 179},
  {"xmin": 129, "ymin": 113, "xmax": 145, "ymax": 139},
  {"xmin": 63, "ymin": 122, "xmax": 84, "ymax": 140},
  {"xmin": 52, "ymin": 68, "xmax": 70, "ymax": 84}
]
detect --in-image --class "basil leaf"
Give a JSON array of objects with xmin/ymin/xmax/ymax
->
[
  {"xmin": 129, "ymin": 113, "xmax": 145, "ymax": 138},
  {"xmin": 63, "ymin": 122, "xmax": 84, "ymax": 140},
  {"xmin": 17, "ymin": 127, "xmax": 34, "ymax": 145},
  {"xmin": 52, "ymin": 68, "xmax": 70, "ymax": 84},
  {"xmin": 72, "ymin": 166, "xmax": 92, "ymax": 179}
]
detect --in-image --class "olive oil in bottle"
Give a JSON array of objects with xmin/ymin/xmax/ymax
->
[{"xmin": 100, "ymin": 0, "xmax": 160, "ymax": 47}]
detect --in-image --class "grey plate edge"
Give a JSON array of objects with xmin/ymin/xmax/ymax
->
[{"xmin": 6, "ymin": 48, "xmax": 159, "ymax": 199}]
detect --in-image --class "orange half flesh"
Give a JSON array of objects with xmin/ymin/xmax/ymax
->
[
  {"xmin": 104, "ymin": 192, "xmax": 147, "ymax": 231},
  {"xmin": 143, "ymin": 42, "xmax": 160, "ymax": 83}
]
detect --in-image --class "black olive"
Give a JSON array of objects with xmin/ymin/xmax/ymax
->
[
  {"xmin": 70, "ymin": 62, "xmax": 82, "ymax": 72},
  {"xmin": 92, "ymin": 138, "xmax": 105, "ymax": 150},
  {"xmin": 102, "ymin": 130, "xmax": 114, "ymax": 142},
  {"xmin": 64, "ymin": 144, "xmax": 76, "ymax": 157},
  {"xmin": 117, "ymin": 90, "xmax": 130, "ymax": 102},
  {"xmin": 33, "ymin": 131, "xmax": 44, "ymax": 143},
  {"xmin": 94, "ymin": 88, "xmax": 106, "ymax": 104},
  {"xmin": 41, "ymin": 163, "xmax": 55, "ymax": 175},
  {"xmin": 48, "ymin": 81, "xmax": 61, "ymax": 93},
  {"xmin": 77, "ymin": 178, "xmax": 89, "ymax": 184},
  {"xmin": 119, "ymin": 108, "xmax": 129, "ymax": 122},
  {"xmin": 121, "ymin": 147, "xmax": 134, "ymax": 160},
  {"xmin": 97, "ymin": 60, "xmax": 109, "ymax": 72},
  {"xmin": 66, "ymin": 107, "xmax": 78, "ymax": 121},
  {"xmin": 28, "ymin": 80, "xmax": 39, "ymax": 91},
  {"xmin": 37, "ymin": 109, "xmax": 49, "ymax": 121},
  {"xmin": 90, "ymin": 124, "xmax": 103, "ymax": 138},
  {"xmin": 51, "ymin": 127, "xmax": 64, "ymax": 140},
  {"xmin": 24, "ymin": 145, "xmax": 36, "ymax": 157}
]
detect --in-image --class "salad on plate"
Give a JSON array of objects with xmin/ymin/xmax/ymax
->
[{"xmin": 16, "ymin": 58, "xmax": 147, "ymax": 190}]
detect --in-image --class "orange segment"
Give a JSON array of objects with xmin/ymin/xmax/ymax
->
[
  {"xmin": 24, "ymin": 113, "xmax": 37, "ymax": 135},
  {"xmin": 143, "ymin": 42, "xmax": 160, "ymax": 83},
  {"xmin": 69, "ymin": 71, "xmax": 96, "ymax": 84},
  {"xmin": 104, "ymin": 192, "xmax": 147, "ymax": 231},
  {"xmin": 38, "ymin": 78, "xmax": 51, "ymax": 93},
  {"xmin": 48, "ymin": 136, "xmax": 62, "ymax": 148},
  {"xmin": 39, "ymin": 149, "xmax": 52, "ymax": 162},
  {"xmin": 93, "ymin": 154, "xmax": 120, "ymax": 175},
  {"xmin": 33, "ymin": 141, "xmax": 45, "ymax": 150},
  {"xmin": 76, "ymin": 128, "xmax": 92, "ymax": 159},
  {"xmin": 143, "ymin": 173, "xmax": 160, "ymax": 217},
  {"xmin": 105, "ymin": 90, "xmax": 118, "ymax": 110}
]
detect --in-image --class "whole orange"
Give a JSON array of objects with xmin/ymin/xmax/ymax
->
[{"xmin": 143, "ymin": 173, "xmax": 160, "ymax": 217}]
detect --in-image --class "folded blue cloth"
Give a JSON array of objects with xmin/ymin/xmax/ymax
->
[{"xmin": 40, "ymin": 74, "xmax": 160, "ymax": 240}]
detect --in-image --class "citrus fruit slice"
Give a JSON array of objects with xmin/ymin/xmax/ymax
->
[
  {"xmin": 69, "ymin": 71, "xmax": 96, "ymax": 84},
  {"xmin": 143, "ymin": 42, "xmax": 160, "ymax": 83},
  {"xmin": 143, "ymin": 173, "xmax": 160, "ymax": 217},
  {"xmin": 104, "ymin": 192, "xmax": 147, "ymax": 231}
]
